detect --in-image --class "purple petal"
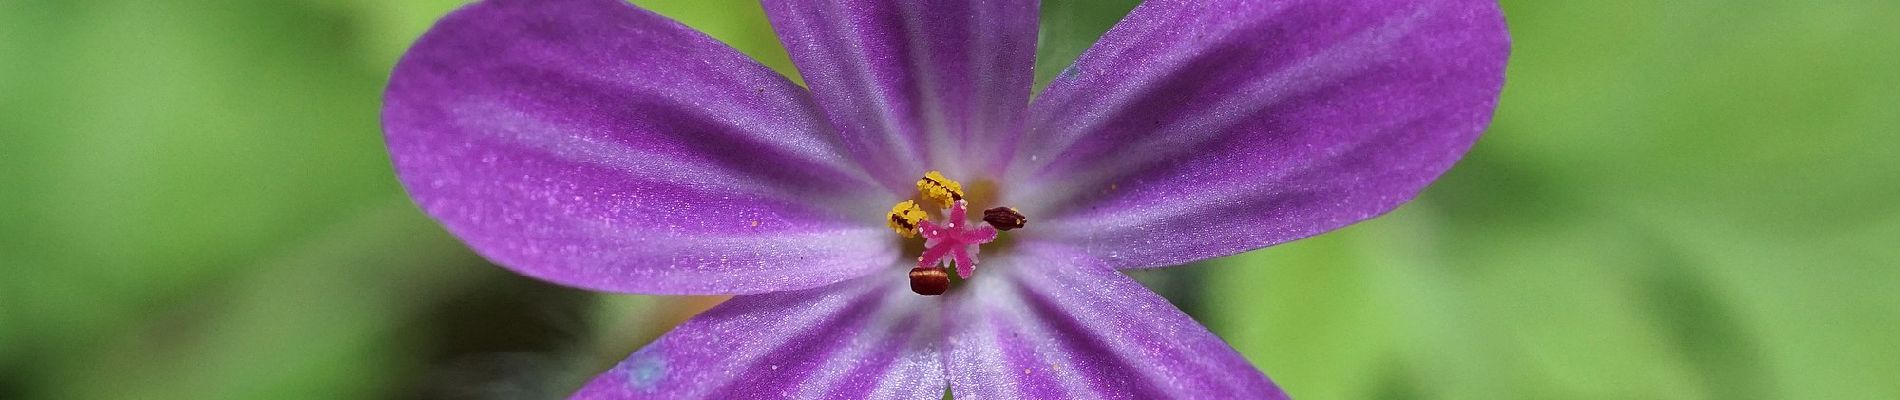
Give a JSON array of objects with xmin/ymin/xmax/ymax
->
[
  {"xmin": 761, "ymin": 0, "xmax": 1039, "ymax": 186},
  {"xmin": 384, "ymin": 0, "xmax": 899, "ymax": 294},
  {"xmin": 573, "ymin": 274, "xmax": 944, "ymax": 399},
  {"xmin": 1007, "ymin": 0, "xmax": 1509, "ymax": 269},
  {"xmin": 943, "ymin": 247, "xmax": 1286, "ymax": 399}
]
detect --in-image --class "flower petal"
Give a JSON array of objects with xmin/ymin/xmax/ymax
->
[
  {"xmin": 573, "ymin": 274, "xmax": 945, "ymax": 399},
  {"xmin": 761, "ymin": 0, "xmax": 1039, "ymax": 185},
  {"xmin": 1009, "ymin": 0, "xmax": 1509, "ymax": 269},
  {"xmin": 943, "ymin": 248, "xmax": 1286, "ymax": 399},
  {"xmin": 384, "ymin": 0, "xmax": 898, "ymax": 294}
]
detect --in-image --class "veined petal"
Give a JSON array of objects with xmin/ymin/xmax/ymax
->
[
  {"xmin": 573, "ymin": 274, "xmax": 945, "ymax": 399},
  {"xmin": 943, "ymin": 247, "xmax": 1286, "ymax": 399},
  {"xmin": 384, "ymin": 0, "xmax": 896, "ymax": 294},
  {"xmin": 762, "ymin": 0, "xmax": 1039, "ymax": 185},
  {"xmin": 1009, "ymin": 0, "xmax": 1509, "ymax": 269}
]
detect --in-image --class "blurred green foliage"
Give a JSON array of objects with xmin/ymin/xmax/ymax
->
[
  {"xmin": 1, "ymin": 0, "xmax": 1895, "ymax": 399},
  {"xmin": 1208, "ymin": 2, "xmax": 1900, "ymax": 399}
]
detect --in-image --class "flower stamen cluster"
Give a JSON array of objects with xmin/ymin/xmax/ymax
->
[{"xmin": 887, "ymin": 171, "xmax": 1025, "ymax": 295}]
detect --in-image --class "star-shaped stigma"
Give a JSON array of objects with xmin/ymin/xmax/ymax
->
[{"xmin": 917, "ymin": 199, "xmax": 998, "ymax": 279}]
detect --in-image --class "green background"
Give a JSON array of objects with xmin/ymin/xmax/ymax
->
[{"xmin": 3, "ymin": 0, "xmax": 1896, "ymax": 398}]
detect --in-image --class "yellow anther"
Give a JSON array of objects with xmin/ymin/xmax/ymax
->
[
  {"xmin": 887, "ymin": 200, "xmax": 929, "ymax": 238},
  {"xmin": 917, "ymin": 171, "xmax": 964, "ymax": 207}
]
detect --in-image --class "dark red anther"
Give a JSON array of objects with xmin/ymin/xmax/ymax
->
[
  {"xmin": 909, "ymin": 267, "xmax": 950, "ymax": 296},
  {"xmin": 982, "ymin": 206, "xmax": 1027, "ymax": 231}
]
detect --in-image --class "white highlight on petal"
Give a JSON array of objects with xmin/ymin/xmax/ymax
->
[{"xmin": 793, "ymin": 284, "xmax": 942, "ymax": 398}]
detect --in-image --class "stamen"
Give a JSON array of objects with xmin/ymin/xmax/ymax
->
[
  {"xmin": 908, "ymin": 267, "xmax": 950, "ymax": 296},
  {"xmin": 982, "ymin": 207, "xmax": 1027, "ymax": 231},
  {"xmin": 916, "ymin": 170, "xmax": 964, "ymax": 207},
  {"xmin": 885, "ymin": 172, "xmax": 1028, "ymax": 295},
  {"xmin": 886, "ymin": 200, "xmax": 928, "ymax": 238}
]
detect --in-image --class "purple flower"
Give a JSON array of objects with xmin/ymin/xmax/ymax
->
[{"xmin": 381, "ymin": 0, "xmax": 1507, "ymax": 398}]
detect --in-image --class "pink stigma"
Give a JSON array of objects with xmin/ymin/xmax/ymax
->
[{"xmin": 916, "ymin": 200, "xmax": 998, "ymax": 279}]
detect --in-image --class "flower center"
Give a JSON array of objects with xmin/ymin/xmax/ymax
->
[{"xmin": 887, "ymin": 171, "xmax": 1027, "ymax": 296}]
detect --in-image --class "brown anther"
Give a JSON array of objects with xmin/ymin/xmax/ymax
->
[
  {"xmin": 889, "ymin": 214, "xmax": 916, "ymax": 231},
  {"xmin": 909, "ymin": 267, "xmax": 950, "ymax": 295},
  {"xmin": 982, "ymin": 207, "xmax": 1027, "ymax": 231}
]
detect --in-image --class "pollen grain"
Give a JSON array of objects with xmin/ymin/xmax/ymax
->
[
  {"xmin": 917, "ymin": 170, "xmax": 964, "ymax": 207},
  {"xmin": 887, "ymin": 200, "xmax": 928, "ymax": 238}
]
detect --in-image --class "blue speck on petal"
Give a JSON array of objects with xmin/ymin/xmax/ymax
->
[
  {"xmin": 1056, "ymin": 65, "xmax": 1085, "ymax": 81},
  {"xmin": 622, "ymin": 351, "xmax": 667, "ymax": 392}
]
